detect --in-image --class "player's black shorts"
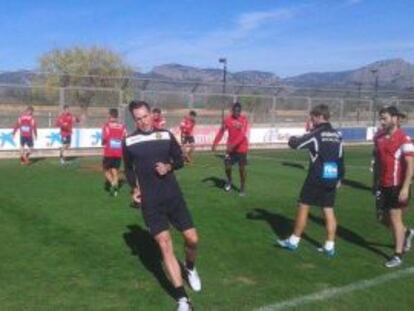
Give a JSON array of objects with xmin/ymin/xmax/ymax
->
[
  {"xmin": 61, "ymin": 135, "xmax": 71, "ymax": 145},
  {"xmin": 102, "ymin": 157, "xmax": 122, "ymax": 170},
  {"xmin": 141, "ymin": 196, "xmax": 194, "ymax": 236},
  {"xmin": 224, "ymin": 152, "xmax": 247, "ymax": 166},
  {"xmin": 20, "ymin": 136, "xmax": 33, "ymax": 148},
  {"xmin": 181, "ymin": 135, "xmax": 195, "ymax": 145},
  {"xmin": 377, "ymin": 186, "xmax": 411, "ymax": 210},
  {"xmin": 299, "ymin": 180, "xmax": 337, "ymax": 208}
]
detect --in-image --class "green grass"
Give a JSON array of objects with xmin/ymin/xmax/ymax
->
[{"xmin": 1, "ymin": 146, "xmax": 414, "ymax": 310}]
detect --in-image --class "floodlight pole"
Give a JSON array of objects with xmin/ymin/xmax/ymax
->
[{"xmin": 219, "ymin": 57, "xmax": 227, "ymax": 123}]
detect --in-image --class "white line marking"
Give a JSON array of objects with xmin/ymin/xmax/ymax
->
[{"xmin": 255, "ymin": 266, "xmax": 414, "ymax": 311}]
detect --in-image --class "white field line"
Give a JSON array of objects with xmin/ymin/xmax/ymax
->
[{"xmin": 255, "ymin": 266, "xmax": 414, "ymax": 311}]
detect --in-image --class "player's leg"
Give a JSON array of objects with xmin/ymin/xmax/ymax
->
[
  {"xmin": 186, "ymin": 137, "xmax": 195, "ymax": 163},
  {"xmin": 224, "ymin": 155, "xmax": 233, "ymax": 191},
  {"xmin": 389, "ymin": 209, "xmax": 405, "ymax": 256},
  {"xmin": 239, "ymin": 163, "xmax": 246, "ymax": 196},
  {"xmin": 154, "ymin": 230, "xmax": 191, "ymax": 309},
  {"xmin": 19, "ymin": 144, "xmax": 25, "ymax": 164},
  {"xmin": 278, "ymin": 203, "xmax": 310, "ymax": 250},
  {"xmin": 321, "ymin": 207, "xmax": 337, "ymax": 255},
  {"xmin": 182, "ymin": 228, "xmax": 201, "ymax": 292},
  {"xmin": 110, "ymin": 168, "xmax": 120, "ymax": 196},
  {"xmin": 25, "ymin": 138, "xmax": 34, "ymax": 164}
]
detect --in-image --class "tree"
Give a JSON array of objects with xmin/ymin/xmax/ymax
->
[{"xmin": 37, "ymin": 46, "xmax": 133, "ymax": 108}]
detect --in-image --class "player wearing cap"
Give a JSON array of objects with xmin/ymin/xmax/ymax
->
[
  {"xmin": 102, "ymin": 108, "xmax": 127, "ymax": 197},
  {"xmin": 373, "ymin": 106, "xmax": 414, "ymax": 268},
  {"xmin": 13, "ymin": 106, "xmax": 37, "ymax": 165},
  {"xmin": 212, "ymin": 103, "xmax": 249, "ymax": 196}
]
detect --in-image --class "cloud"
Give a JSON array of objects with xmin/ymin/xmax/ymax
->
[
  {"xmin": 122, "ymin": 7, "xmax": 300, "ymax": 71},
  {"xmin": 237, "ymin": 9, "xmax": 296, "ymax": 31}
]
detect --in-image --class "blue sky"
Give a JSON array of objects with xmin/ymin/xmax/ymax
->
[{"xmin": 1, "ymin": 0, "xmax": 413, "ymax": 77}]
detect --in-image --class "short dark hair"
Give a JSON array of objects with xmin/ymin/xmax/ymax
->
[
  {"xmin": 27, "ymin": 106, "xmax": 34, "ymax": 112},
  {"xmin": 129, "ymin": 100, "xmax": 150, "ymax": 114},
  {"xmin": 189, "ymin": 110, "xmax": 197, "ymax": 117},
  {"xmin": 152, "ymin": 108, "xmax": 161, "ymax": 114},
  {"xmin": 379, "ymin": 106, "xmax": 406, "ymax": 119},
  {"xmin": 310, "ymin": 104, "xmax": 330, "ymax": 120},
  {"xmin": 232, "ymin": 102, "xmax": 242, "ymax": 110},
  {"xmin": 63, "ymin": 104, "xmax": 69, "ymax": 109},
  {"xmin": 109, "ymin": 108, "xmax": 118, "ymax": 118}
]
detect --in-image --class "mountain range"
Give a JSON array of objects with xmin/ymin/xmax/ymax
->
[{"xmin": 1, "ymin": 58, "xmax": 414, "ymax": 90}]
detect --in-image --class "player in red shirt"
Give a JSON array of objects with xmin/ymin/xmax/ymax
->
[
  {"xmin": 212, "ymin": 103, "xmax": 249, "ymax": 196},
  {"xmin": 102, "ymin": 108, "xmax": 128, "ymax": 196},
  {"xmin": 374, "ymin": 106, "xmax": 414, "ymax": 268},
  {"xmin": 13, "ymin": 106, "xmax": 37, "ymax": 165},
  {"xmin": 55, "ymin": 105, "xmax": 79, "ymax": 165},
  {"xmin": 152, "ymin": 108, "xmax": 166, "ymax": 129},
  {"xmin": 180, "ymin": 110, "xmax": 197, "ymax": 163}
]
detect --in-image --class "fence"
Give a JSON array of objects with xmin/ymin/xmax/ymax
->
[{"xmin": 1, "ymin": 78, "xmax": 414, "ymax": 129}]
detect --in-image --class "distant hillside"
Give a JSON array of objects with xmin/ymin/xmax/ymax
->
[
  {"xmin": 283, "ymin": 59, "xmax": 414, "ymax": 89},
  {"xmin": 1, "ymin": 59, "xmax": 414, "ymax": 90}
]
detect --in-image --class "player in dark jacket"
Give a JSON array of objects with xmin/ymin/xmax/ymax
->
[{"xmin": 277, "ymin": 104, "xmax": 344, "ymax": 256}]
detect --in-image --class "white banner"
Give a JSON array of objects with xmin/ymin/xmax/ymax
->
[
  {"xmin": 249, "ymin": 127, "xmax": 306, "ymax": 144},
  {"xmin": 0, "ymin": 128, "xmax": 103, "ymax": 150}
]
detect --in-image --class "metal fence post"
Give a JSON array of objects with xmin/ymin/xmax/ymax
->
[
  {"xmin": 59, "ymin": 87, "xmax": 65, "ymax": 109},
  {"xmin": 339, "ymin": 99, "xmax": 344, "ymax": 128},
  {"xmin": 188, "ymin": 93, "xmax": 194, "ymax": 109}
]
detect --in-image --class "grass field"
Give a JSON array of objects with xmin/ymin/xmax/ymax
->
[{"xmin": 1, "ymin": 146, "xmax": 414, "ymax": 310}]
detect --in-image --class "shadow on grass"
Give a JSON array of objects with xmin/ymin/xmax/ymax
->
[
  {"xmin": 202, "ymin": 176, "xmax": 240, "ymax": 192},
  {"xmin": 246, "ymin": 208, "xmax": 321, "ymax": 248},
  {"xmin": 281, "ymin": 161, "xmax": 373, "ymax": 192},
  {"xmin": 123, "ymin": 225, "xmax": 176, "ymax": 299},
  {"xmin": 281, "ymin": 161, "xmax": 306, "ymax": 170},
  {"xmin": 29, "ymin": 157, "xmax": 46, "ymax": 165},
  {"xmin": 342, "ymin": 179, "xmax": 372, "ymax": 192},
  {"xmin": 308, "ymin": 214, "xmax": 390, "ymax": 259}
]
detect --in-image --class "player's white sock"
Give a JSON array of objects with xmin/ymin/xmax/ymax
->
[
  {"xmin": 324, "ymin": 240, "xmax": 335, "ymax": 251},
  {"xmin": 288, "ymin": 234, "xmax": 300, "ymax": 246}
]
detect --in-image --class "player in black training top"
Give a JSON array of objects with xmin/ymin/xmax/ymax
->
[
  {"xmin": 277, "ymin": 104, "xmax": 344, "ymax": 257},
  {"xmin": 123, "ymin": 101, "xmax": 200, "ymax": 311}
]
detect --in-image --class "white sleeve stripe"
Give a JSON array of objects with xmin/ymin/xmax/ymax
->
[
  {"xmin": 297, "ymin": 137, "xmax": 318, "ymax": 150},
  {"xmin": 401, "ymin": 143, "xmax": 414, "ymax": 153}
]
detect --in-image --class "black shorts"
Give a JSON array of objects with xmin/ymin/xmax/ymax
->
[
  {"xmin": 299, "ymin": 181, "xmax": 337, "ymax": 208},
  {"xmin": 102, "ymin": 157, "xmax": 122, "ymax": 170},
  {"xmin": 224, "ymin": 152, "xmax": 247, "ymax": 166},
  {"xmin": 20, "ymin": 136, "xmax": 33, "ymax": 148},
  {"xmin": 141, "ymin": 196, "xmax": 194, "ymax": 236},
  {"xmin": 181, "ymin": 135, "xmax": 195, "ymax": 145},
  {"xmin": 61, "ymin": 135, "xmax": 71, "ymax": 145},
  {"xmin": 377, "ymin": 186, "xmax": 411, "ymax": 210}
]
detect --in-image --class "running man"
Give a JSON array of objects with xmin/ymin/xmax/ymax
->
[
  {"xmin": 278, "ymin": 104, "xmax": 344, "ymax": 256},
  {"xmin": 180, "ymin": 110, "xmax": 197, "ymax": 163},
  {"xmin": 373, "ymin": 106, "xmax": 414, "ymax": 268},
  {"xmin": 102, "ymin": 108, "xmax": 127, "ymax": 197},
  {"xmin": 212, "ymin": 102, "xmax": 249, "ymax": 196},
  {"xmin": 55, "ymin": 105, "xmax": 79, "ymax": 165},
  {"xmin": 13, "ymin": 106, "xmax": 37, "ymax": 165},
  {"xmin": 152, "ymin": 108, "xmax": 166, "ymax": 129},
  {"xmin": 123, "ymin": 101, "xmax": 201, "ymax": 311}
]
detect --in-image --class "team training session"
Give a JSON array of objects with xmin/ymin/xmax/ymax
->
[{"xmin": 1, "ymin": 1, "xmax": 414, "ymax": 310}]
